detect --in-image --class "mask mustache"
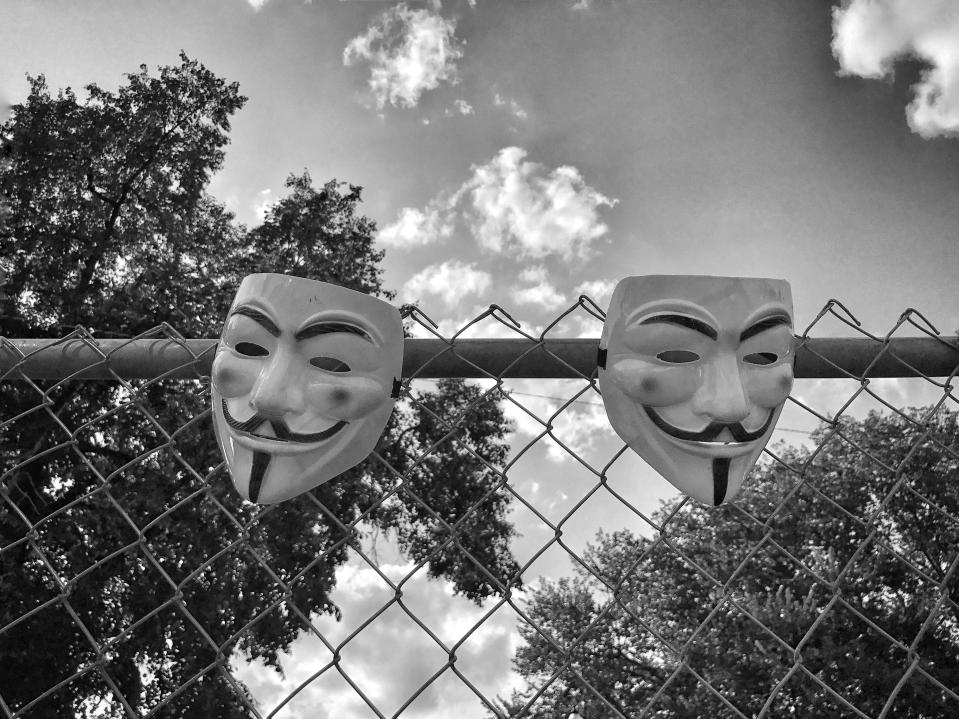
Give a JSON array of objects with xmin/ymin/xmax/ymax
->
[
  {"xmin": 221, "ymin": 399, "xmax": 348, "ymax": 443},
  {"xmin": 644, "ymin": 406, "xmax": 773, "ymax": 443}
]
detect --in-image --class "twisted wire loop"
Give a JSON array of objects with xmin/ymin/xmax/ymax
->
[{"xmin": 1, "ymin": 300, "xmax": 957, "ymax": 718}]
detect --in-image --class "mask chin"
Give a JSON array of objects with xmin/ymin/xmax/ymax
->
[
  {"xmin": 240, "ymin": 429, "xmax": 362, "ymax": 504},
  {"xmin": 649, "ymin": 439, "xmax": 761, "ymax": 506},
  {"xmin": 216, "ymin": 404, "xmax": 375, "ymax": 504}
]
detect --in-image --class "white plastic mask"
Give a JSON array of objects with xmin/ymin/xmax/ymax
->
[
  {"xmin": 211, "ymin": 274, "xmax": 403, "ymax": 504},
  {"xmin": 598, "ymin": 275, "xmax": 794, "ymax": 505}
]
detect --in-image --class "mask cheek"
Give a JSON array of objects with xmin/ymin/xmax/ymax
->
[
  {"xmin": 607, "ymin": 357, "xmax": 700, "ymax": 407},
  {"xmin": 212, "ymin": 352, "xmax": 258, "ymax": 398},
  {"xmin": 305, "ymin": 377, "xmax": 390, "ymax": 420},
  {"xmin": 744, "ymin": 365, "xmax": 794, "ymax": 409}
]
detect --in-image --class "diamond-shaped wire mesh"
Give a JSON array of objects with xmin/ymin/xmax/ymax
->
[{"xmin": 1, "ymin": 299, "xmax": 958, "ymax": 718}]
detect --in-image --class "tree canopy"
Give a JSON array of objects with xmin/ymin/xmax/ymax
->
[
  {"xmin": 0, "ymin": 55, "xmax": 520, "ymax": 718},
  {"xmin": 500, "ymin": 407, "xmax": 959, "ymax": 718}
]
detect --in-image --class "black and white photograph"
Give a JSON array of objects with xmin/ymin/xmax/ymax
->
[{"xmin": 1, "ymin": 1, "xmax": 958, "ymax": 717}]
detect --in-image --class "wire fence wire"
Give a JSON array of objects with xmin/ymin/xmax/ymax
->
[{"xmin": 1, "ymin": 297, "xmax": 958, "ymax": 718}]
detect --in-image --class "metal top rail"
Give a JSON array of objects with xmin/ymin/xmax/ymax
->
[{"xmin": 1, "ymin": 335, "xmax": 957, "ymax": 380}]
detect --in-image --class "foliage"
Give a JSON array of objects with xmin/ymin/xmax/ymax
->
[
  {"xmin": 0, "ymin": 56, "xmax": 519, "ymax": 718},
  {"xmin": 501, "ymin": 407, "xmax": 959, "ymax": 718},
  {"xmin": 0, "ymin": 53, "xmax": 246, "ymax": 338}
]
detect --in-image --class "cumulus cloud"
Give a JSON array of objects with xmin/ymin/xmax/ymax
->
[
  {"xmin": 247, "ymin": 0, "xmax": 269, "ymax": 10},
  {"xmin": 575, "ymin": 278, "xmax": 616, "ymax": 307},
  {"xmin": 493, "ymin": 92, "xmax": 528, "ymax": 120},
  {"xmin": 513, "ymin": 283, "xmax": 565, "ymax": 310},
  {"xmin": 513, "ymin": 266, "xmax": 566, "ymax": 310},
  {"xmin": 501, "ymin": 379, "xmax": 614, "ymax": 463},
  {"xmin": 379, "ymin": 147, "xmax": 616, "ymax": 260},
  {"xmin": 232, "ymin": 560, "xmax": 523, "ymax": 718},
  {"xmin": 547, "ymin": 397, "xmax": 615, "ymax": 462},
  {"xmin": 402, "ymin": 260, "xmax": 492, "ymax": 306},
  {"xmin": 442, "ymin": 99, "xmax": 475, "ymax": 118},
  {"xmin": 832, "ymin": 0, "xmax": 959, "ymax": 137},
  {"xmin": 518, "ymin": 266, "xmax": 548, "ymax": 284},
  {"xmin": 459, "ymin": 147, "xmax": 616, "ymax": 259},
  {"xmin": 343, "ymin": 3, "xmax": 464, "ymax": 109},
  {"xmin": 790, "ymin": 377, "xmax": 947, "ymax": 424},
  {"xmin": 377, "ymin": 206, "xmax": 453, "ymax": 248},
  {"xmin": 406, "ymin": 304, "xmax": 542, "ymax": 340}
]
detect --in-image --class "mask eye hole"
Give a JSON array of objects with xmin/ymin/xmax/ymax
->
[
  {"xmin": 656, "ymin": 350, "xmax": 700, "ymax": 364},
  {"xmin": 235, "ymin": 342, "xmax": 269, "ymax": 357},
  {"xmin": 310, "ymin": 357, "xmax": 351, "ymax": 373},
  {"xmin": 744, "ymin": 352, "xmax": 778, "ymax": 365}
]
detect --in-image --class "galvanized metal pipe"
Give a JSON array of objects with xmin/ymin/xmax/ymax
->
[{"xmin": 1, "ymin": 336, "xmax": 956, "ymax": 380}]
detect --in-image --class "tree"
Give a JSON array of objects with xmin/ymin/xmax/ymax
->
[
  {"xmin": 0, "ymin": 57, "xmax": 520, "ymax": 718},
  {"xmin": 501, "ymin": 407, "xmax": 959, "ymax": 718}
]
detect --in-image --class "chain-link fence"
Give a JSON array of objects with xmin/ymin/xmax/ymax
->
[{"xmin": 1, "ymin": 298, "xmax": 958, "ymax": 718}]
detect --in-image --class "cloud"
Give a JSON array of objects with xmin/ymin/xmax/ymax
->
[
  {"xmin": 343, "ymin": 3, "xmax": 464, "ymax": 109},
  {"xmin": 513, "ymin": 283, "xmax": 565, "ymax": 310},
  {"xmin": 442, "ymin": 99, "xmax": 474, "ymax": 118},
  {"xmin": 379, "ymin": 148, "xmax": 616, "ymax": 261},
  {"xmin": 832, "ymin": 0, "xmax": 959, "ymax": 137},
  {"xmin": 406, "ymin": 304, "xmax": 542, "ymax": 340},
  {"xmin": 546, "ymin": 396, "xmax": 614, "ymax": 463},
  {"xmin": 232, "ymin": 560, "xmax": 523, "ymax": 718},
  {"xmin": 790, "ymin": 377, "xmax": 949, "ymax": 425},
  {"xmin": 513, "ymin": 266, "xmax": 566, "ymax": 310},
  {"xmin": 252, "ymin": 188, "xmax": 274, "ymax": 224},
  {"xmin": 493, "ymin": 92, "xmax": 528, "ymax": 120},
  {"xmin": 501, "ymin": 379, "xmax": 614, "ymax": 463},
  {"xmin": 459, "ymin": 147, "xmax": 616, "ymax": 260},
  {"xmin": 247, "ymin": 0, "xmax": 269, "ymax": 10},
  {"xmin": 518, "ymin": 266, "xmax": 547, "ymax": 284},
  {"xmin": 377, "ymin": 206, "xmax": 453, "ymax": 248},
  {"xmin": 575, "ymin": 278, "xmax": 616, "ymax": 307},
  {"xmin": 402, "ymin": 260, "xmax": 492, "ymax": 306}
]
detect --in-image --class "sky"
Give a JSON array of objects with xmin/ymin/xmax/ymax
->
[{"xmin": 3, "ymin": 0, "xmax": 959, "ymax": 716}]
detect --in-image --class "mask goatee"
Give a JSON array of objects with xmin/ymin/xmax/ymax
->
[
  {"xmin": 249, "ymin": 450, "xmax": 271, "ymax": 503},
  {"xmin": 712, "ymin": 457, "xmax": 730, "ymax": 506}
]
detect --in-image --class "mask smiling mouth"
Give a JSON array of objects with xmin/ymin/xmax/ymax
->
[
  {"xmin": 221, "ymin": 399, "xmax": 347, "ymax": 443},
  {"xmin": 643, "ymin": 406, "xmax": 773, "ymax": 444},
  {"xmin": 643, "ymin": 406, "xmax": 776, "ymax": 506}
]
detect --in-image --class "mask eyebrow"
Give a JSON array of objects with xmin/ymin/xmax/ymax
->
[
  {"xmin": 295, "ymin": 321, "xmax": 374, "ymax": 343},
  {"xmin": 640, "ymin": 314, "xmax": 718, "ymax": 340},
  {"xmin": 740, "ymin": 314, "xmax": 791, "ymax": 342},
  {"xmin": 231, "ymin": 305, "xmax": 280, "ymax": 337}
]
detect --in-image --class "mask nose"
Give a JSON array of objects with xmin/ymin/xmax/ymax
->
[
  {"xmin": 249, "ymin": 350, "xmax": 306, "ymax": 418},
  {"xmin": 691, "ymin": 353, "xmax": 749, "ymax": 423}
]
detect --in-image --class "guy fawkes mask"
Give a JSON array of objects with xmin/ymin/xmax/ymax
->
[
  {"xmin": 599, "ymin": 275, "xmax": 794, "ymax": 505},
  {"xmin": 211, "ymin": 274, "xmax": 403, "ymax": 503}
]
